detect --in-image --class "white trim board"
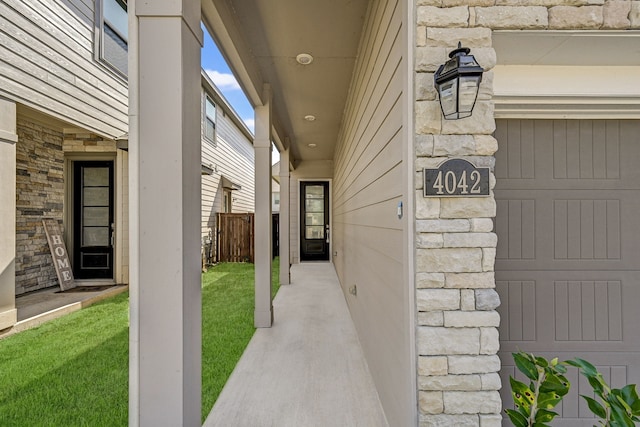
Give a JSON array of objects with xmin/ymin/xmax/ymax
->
[{"xmin": 493, "ymin": 65, "xmax": 640, "ymax": 119}]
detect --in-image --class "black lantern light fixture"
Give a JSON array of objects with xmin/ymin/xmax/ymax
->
[{"xmin": 434, "ymin": 42, "xmax": 484, "ymax": 120}]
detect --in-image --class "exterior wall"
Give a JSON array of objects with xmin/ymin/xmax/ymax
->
[
  {"xmin": 115, "ymin": 149, "xmax": 129, "ymax": 284},
  {"xmin": 0, "ymin": 0, "xmax": 128, "ymax": 138},
  {"xmin": 414, "ymin": 1, "xmax": 637, "ymax": 426},
  {"xmin": 414, "ymin": 7, "xmax": 500, "ymax": 427},
  {"xmin": 200, "ymin": 84, "xmax": 255, "ymax": 245},
  {"xmin": 272, "ymin": 180, "xmax": 280, "ymax": 213},
  {"xmin": 15, "ymin": 114, "xmax": 65, "ymax": 295},
  {"xmin": 0, "ymin": 99, "xmax": 18, "ymax": 329},
  {"xmin": 289, "ymin": 160, "xmax": 333, "ymax": 264},
  {"xmin": 331, "ymin": 0, "xmax": 413, "ymax": 425},
  {"xmin": 2, "ymin": 0, "xmax": 130, "ymax": 296},
  {"xmin": 14, "ymin": 114, "xmax": 127, "ymax": 295}
]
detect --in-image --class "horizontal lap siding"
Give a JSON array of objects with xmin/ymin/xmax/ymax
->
[
  {"xmin": 201, "ymin": 94, "xmax": 255, "ymax": 240},
  {"xmin": 0, "ymin": 0, "xmax": 127, "ymax": 137},
  {"xmin": 333, "ymin": 0, "xmax": 409, "ymax": 425}
]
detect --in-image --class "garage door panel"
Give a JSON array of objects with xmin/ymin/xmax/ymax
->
[
  {"xmin": 496, "ymin": 280, "xmax": 537, "ymax": 342},
  {"xmin": 496, "ymin": 121, "xmax": 638, "ymax": 190},
  {"xmin": 497, "ymin": 271, "xmax": 640, "ymax": 352},
  {"xmin": 496, "ymin": 192, "xmax": 640, "ymax": 270},
  {"xmin": 496, "ymin": 119, "xmax": 640, "ymax": 425}
]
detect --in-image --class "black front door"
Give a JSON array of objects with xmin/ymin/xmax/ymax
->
[
  {"xmin": 300, "ymin": 181, "xmax": 330, "ymax": 261},
  {"xmin": 73, "ymin": 161, "xmax": 114, "ymax": 279}
]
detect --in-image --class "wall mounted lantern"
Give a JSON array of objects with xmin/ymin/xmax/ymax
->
[{"xmin": 434, "ymin": 42, "xmax": 484, "ymax": 120}]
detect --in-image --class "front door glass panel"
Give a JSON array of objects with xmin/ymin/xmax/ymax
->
[
  {"xmin": 73, "ymin": 161, "xmax": 114, "ymax": 279},
  {"xmin": 300, "ymin": 182, "xmax": 330, "ymax": 261}
]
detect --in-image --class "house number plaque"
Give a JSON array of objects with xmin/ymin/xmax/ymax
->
[{"xmin": 424, "ymin": 158, "xmax": 489, "ymax": 197}]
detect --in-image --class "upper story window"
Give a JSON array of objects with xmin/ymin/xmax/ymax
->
[
  {"xmin": 96, "ymin": 0, "xmax": 128, "ymax": 77},
  {"xmin": 205, "ymin": 96, "xmax": 216, "ymax": 144}
]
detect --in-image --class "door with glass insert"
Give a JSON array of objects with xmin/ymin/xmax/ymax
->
[
  {"xmin": 73, "ymin": 161, "xmax": 114, "ymax": 279},
  {"xmin": 300, "ymin": 181, "xmax": 330, "ymax": 261}
]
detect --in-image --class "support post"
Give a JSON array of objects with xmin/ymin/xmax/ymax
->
[
  {"xmin": 0, "ymin": 98, "xmax": 17, "ymax": 330},
  {"xmin": 278, "ymin": 148, "xmax": 290, "ymax": 285},
  {"xmin": 254, "ymin": 84, "xmax": 273, "ymax": 328},
  {"xmin": 128, "ymin": 0, "xmax": 203, "ymax": 425}
]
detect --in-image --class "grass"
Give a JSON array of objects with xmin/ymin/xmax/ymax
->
[
  {"xmin": 200, "ymin": 258, "xmax": 280, "ymax": 420},
  {"xmin": 0, "ymin": 258, "xmax": 279, "ymax": 426}
]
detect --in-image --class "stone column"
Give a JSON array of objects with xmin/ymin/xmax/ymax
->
[
  {"xmin": 254, "ymin": 84, "xmax": 273, "ymax": 327},
  {"xmin": 414, "ymin": 25, "xmax": 502, "ymax": 427},
  {"xmin": 0, "ymin": 98, "xmax": 18, "ymax": 331},
  {"xmin": 128, "ymin": 0, "xmax": 203, "ymax": 425},
  {"xmin": 278, "ymin": 148, "xmax": 290, "ymax": 286}
]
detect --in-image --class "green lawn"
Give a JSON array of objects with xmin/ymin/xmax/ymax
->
[{"xmin": 0, "ymin": 258, "xmax": 279, "ymax": 426}]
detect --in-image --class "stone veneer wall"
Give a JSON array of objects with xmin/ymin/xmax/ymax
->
[
  {"xmin": 414, "ymin": 1, "xmax": 638, "ymax": 426},
  {"xmin": 14, "ymin": 123, "xmax": 118, "ymax": 295},
  {"xmin": 15, "ymin": 118, "xmax": 64, "ymax": 295},
  {"xmin": 63, "ymin": 129, "xmax": 118, "ymax": 154}
]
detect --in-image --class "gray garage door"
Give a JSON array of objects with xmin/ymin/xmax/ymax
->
[{"xmin": 495, "ymin": 120, "xmax": 640, "ymax": 426}]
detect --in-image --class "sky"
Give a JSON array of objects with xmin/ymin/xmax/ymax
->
[
  {"xmin": 201, "ymin": 27, "xmax": 254, "ymax": 132},
  {"xmin": 201, "ymin": 27, "xmax": 280, "ymax": 164}
]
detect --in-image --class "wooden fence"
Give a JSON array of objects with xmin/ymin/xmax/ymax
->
[{"xmin": 216, "ymin": 213, "xmax": 254, "ymax": 263}]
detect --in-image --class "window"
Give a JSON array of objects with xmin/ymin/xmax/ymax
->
[
  {"xmin": 204, "ymin": 96, "xmax": 216, "ymax": 144},
  {"xmin": 96, "ymin": 0, "xmax": 128, "ymax": 77}
]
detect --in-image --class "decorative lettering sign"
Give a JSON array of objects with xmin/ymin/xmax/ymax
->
[
  {"xmin": 424, "ymin": 158, "xmax": 490, "ymax": 197},
  {"xmin": 43, "ymin": 219, "xmax": 75, "ymax": 291}
]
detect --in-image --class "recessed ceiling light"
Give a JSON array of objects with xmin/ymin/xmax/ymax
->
[
  {"xmin": 304, "ymin": 115, "xmax": 316, "ymax": 122},
  {"xmin": 308, "ymin": 143, "xmax": 317, "ymax": 148},
  {"xmin": 296, "ymin": 53, "xmax": 314, "ymax": 65}
]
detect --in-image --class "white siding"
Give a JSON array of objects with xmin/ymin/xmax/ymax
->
[
  {"xmin": 200, "ymin": 87, "xmax": 255, "ymax": 242},
  {"xmin": 332, "ymin": 0, "xmax": 412, "ymax": 425},
  {"xmin": 0, "ymin": 0, "xmax": 128, "ymax": 137}
]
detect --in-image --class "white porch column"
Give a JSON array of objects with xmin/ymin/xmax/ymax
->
[
  {"xmin": 0, "ymin": 98, "xmax": 17, "ymax": 330},
  {"xmin": 129, "ymin": 0, "xmax": 202, "ymax": 425},
  {"xmin": 254, "ymin": 84, "xmax": 273, "ymax": 328},
  {"xmin": 278, "ymin": 148, "xmax": 290, "ymax": 286}
]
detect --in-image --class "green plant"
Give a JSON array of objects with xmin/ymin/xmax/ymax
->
[
  {"xmin": 508, "ymin": 352, "xmax": 640, "ymax": 427},
  {"xmin": 506, "ymin": 351, "xmax": 571, "ymax": 427},
  {"xmin": 565, "ymin": 358, "xmax": 640, "ymax": 427}
]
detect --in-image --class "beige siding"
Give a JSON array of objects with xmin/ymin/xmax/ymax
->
[
  {"xmin": 332, "ymin": 0, "xmax": 411, "ymax": 425},
  {"xmin": 115, "ymin": 149, "xmax": 128, "ymax": 284},
  {"xmin": 0, "ymin": 0, "xmax": 128, "ymax": 137},
  {"xmin": 200, "ymin": 88, "xmax": 255, "ymax": 242}
]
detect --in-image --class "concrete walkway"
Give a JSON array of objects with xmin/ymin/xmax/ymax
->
[{"xmin": 204, "ymin": 263, "xmax": 388, "ymax": 427}]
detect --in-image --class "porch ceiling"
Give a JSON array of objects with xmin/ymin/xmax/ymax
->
[{"xmin": 202, "ymin": 0, "xmax": 370, "ymax": 164}]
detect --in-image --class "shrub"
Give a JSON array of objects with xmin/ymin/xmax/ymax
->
[{"xmin": 508, "ymin": 351, "xmax": 640, "ymax": 427}]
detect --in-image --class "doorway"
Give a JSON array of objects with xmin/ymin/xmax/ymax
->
[
  {"xmin": 300, "ymin": 181, "xmax": 330, "ymax": 261},
  {"xmin": 73, "ymin": 161, "xmax": 114, "ymax": 279}
]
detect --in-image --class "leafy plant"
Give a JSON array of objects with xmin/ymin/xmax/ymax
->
[
  {"xmin": 508, "ymin": 352, "xmax": 640, "ymax": 427},
  {"xmin": 565, "ymin": 358, "xmax": 640, "ymax": 427},
  {"xmin": 506, "ymin": 351, "xmax": 570, "ymax": 427}
]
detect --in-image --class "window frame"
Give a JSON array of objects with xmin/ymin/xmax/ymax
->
[
  {"xmin": 204, "ymin": 95, "xmax": 217, "ymax": 145},
  {"xmin": 94, "ymin": 0, "xmax": 128, "ymax": 79}
]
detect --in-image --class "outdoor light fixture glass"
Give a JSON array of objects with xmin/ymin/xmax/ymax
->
[{"xmin": 434, "ymin": 42, "xmax": 484, "ymax": 120}]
